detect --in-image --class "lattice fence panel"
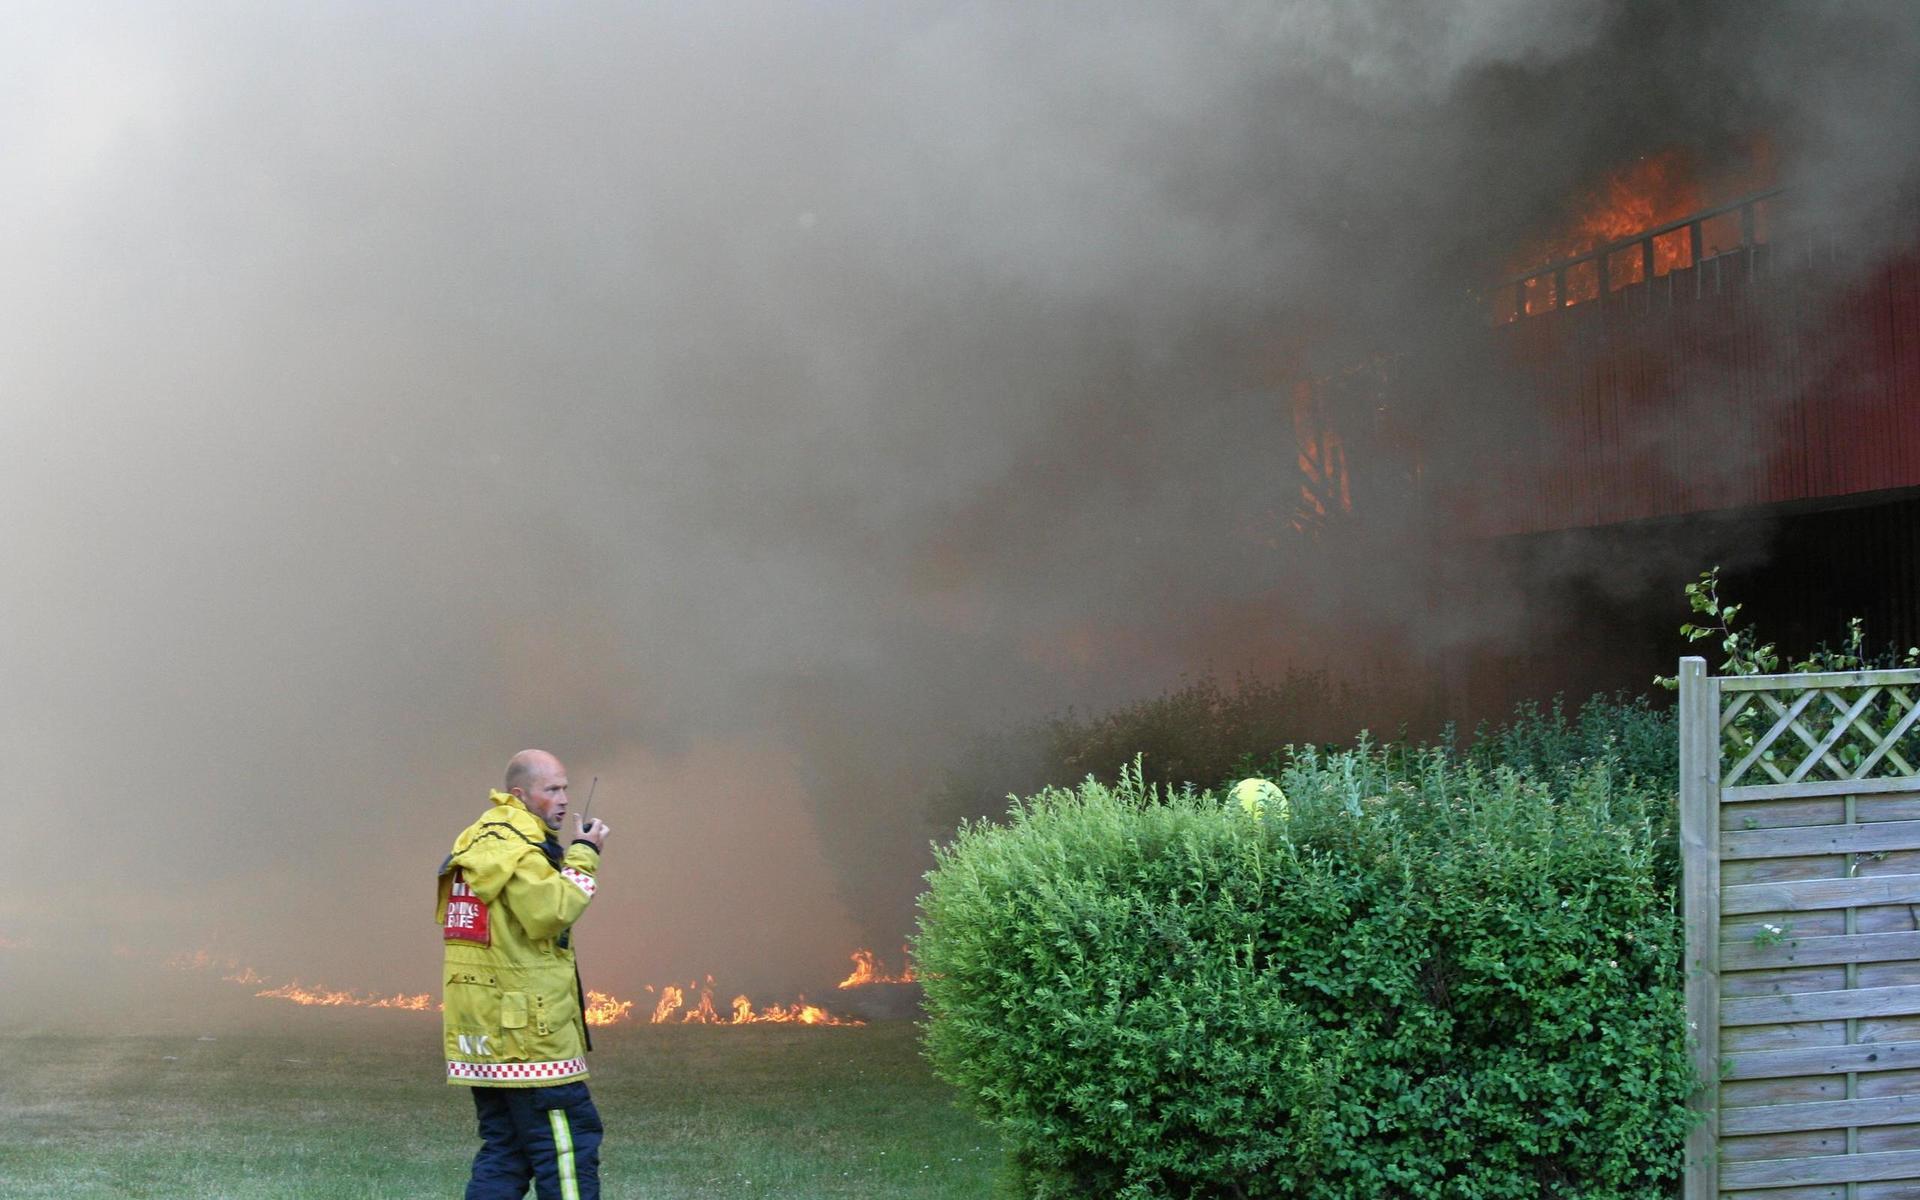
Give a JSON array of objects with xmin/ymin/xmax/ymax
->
[
  {"xmin": 1684, "ymin": 662, "xmax": 1920, "ymax": 1200},
  {"xmin": 1720, "ymin": 670, "xmax": 1920, "ymax": 790}
]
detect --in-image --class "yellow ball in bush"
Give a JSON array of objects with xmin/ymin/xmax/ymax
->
[{"xmin": 1230, "ymin": 777, "xmax": 1287, "ymax": 820}]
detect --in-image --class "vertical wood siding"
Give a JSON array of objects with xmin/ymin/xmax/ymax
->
[{"xmin": 1455, "ymin": 235, "xmax": 1920, "ymax": 539}]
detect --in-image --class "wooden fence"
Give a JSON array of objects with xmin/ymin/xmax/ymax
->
[{"xmin": 1681, "ymin": 657, "xmax": 1920, "ymax": 1197}]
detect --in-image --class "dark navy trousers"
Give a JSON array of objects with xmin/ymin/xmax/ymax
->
[{"xmin": 465, "ymin": 1082, "xmax": 603, "ymax": 1200}]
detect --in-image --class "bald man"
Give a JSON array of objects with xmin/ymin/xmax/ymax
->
[{"xmin": 437, "ymin": 750, "xmax": 611, "ymax": 1200}]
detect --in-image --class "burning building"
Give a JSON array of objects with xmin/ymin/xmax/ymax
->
[{"xmin": 1308, "ymin": 149, "xmax": 1920, "ymax": 717}]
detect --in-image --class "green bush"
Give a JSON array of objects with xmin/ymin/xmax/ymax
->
[
  {"xmin": 915, "ymin": 751, "xmax": 1693, "ymax": 1199},
  {"xmin": 1241, "ymin": 692, "xmax": 1681, "ymax": 892},
  {"xmin": 1465, "ymin": 695, "xmax": 1680, "ymax": 895},
  {"xmin": 1456, "ymin": 694, "xmax": 1677, "ymax": 801}
]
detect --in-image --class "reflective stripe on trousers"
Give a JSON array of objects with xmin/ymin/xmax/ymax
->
[
  {"xmin": 464, "ymin": 1081, "xmax": 602, "ymax": 1200},
  {"xmin": 549, "ymin": 1107, "xmax": 579, "ymax": 1200}
]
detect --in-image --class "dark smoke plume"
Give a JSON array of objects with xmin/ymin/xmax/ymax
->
[{"xmin": 2, "ymin": 1, "xmax": 1916, "ymax": 1021}]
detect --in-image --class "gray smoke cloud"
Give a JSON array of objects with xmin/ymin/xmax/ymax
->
[{"xmin": 3, "ymin": 1, "xmax": 1916, "ymax": 1022}]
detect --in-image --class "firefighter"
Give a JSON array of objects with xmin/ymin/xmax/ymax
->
[{"xmin": 438, "ymin": 749, "xmax": 611, "ymax": 1200}]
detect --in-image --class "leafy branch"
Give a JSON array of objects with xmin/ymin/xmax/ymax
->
[{"xmin": 1655, "ymin": 567, "xmax": 1777, "ymax": 689}]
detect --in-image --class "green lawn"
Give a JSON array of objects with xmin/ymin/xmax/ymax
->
[{"xmin": 0, "ymin": 1019, "xmax": 1004, "ymax": 1199}]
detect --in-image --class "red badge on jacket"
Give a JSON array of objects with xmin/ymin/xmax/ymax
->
[{"xmin": 444, "ymin": 872, "xmax": 491, "ymax": 946}]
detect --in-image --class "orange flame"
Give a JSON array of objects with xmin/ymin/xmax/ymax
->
[
  {"xmin": 1550, "ymin": 151, "xmax": 1704, "ymax": 262},
  {"xmin": 168, "ymin": 948, "xmax": 438, "ymax": 1011},
  {"xmin": 645, "ymin": 977, "xmax": 864, "ymax": 1026},
  {"xmin": 255, "ymin": 981, "xmax": 436, "ymax": 1010},
  {"xmin": 728, "ymin": 996, "xmax": 856, "ymax": 1025},
  {"xmin": 585, "ymin": 989, "xmax": 634, "ymax": 1027},
  {"xmin": 165, "ymin": 945, "xmax": 865, "ymax": 1029},
  {"xmin": 1504, "ymin": 149, "xmax": 1704, "ymax": 317},
  {"xmin": 1504, "ymin": 142, "xmax": 1778, "ymax": 318},
  {"xmin": 1289, "ymin": 379, "xmax": 1351, "ymax": 535},
  {"xmin": 649, "ymin": 985, "xmax": 685, "ymax": 1024},
  {"xmin": 837, "ymin": 947, "xmax": 917, "ymax": 989}
]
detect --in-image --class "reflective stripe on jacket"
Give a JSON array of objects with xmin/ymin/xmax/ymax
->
[{"xmin": 438, "ymin": 790, "xmax": 601, "ymax": 1087}]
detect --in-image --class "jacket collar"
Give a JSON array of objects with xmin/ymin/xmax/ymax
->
[{"xmin": 489, "ymin": 789, "xmax": 561, "ymax": 852}]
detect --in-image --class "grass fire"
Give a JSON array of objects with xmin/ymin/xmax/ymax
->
[
  {"xmin": 7, "ymin": 3, "xmax": 1918, "ymax": 1198},
  {"xmin": 160, "ymin": 944, "xmax": 887, "ymax": 1028}
]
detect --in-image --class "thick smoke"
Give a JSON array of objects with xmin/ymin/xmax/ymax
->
[{"xmin": 2, "ymin": 1, "xmax": 1916, "ymax": 1021}]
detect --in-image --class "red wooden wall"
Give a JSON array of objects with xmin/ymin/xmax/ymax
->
[{"xmin": 1446, "ymin": 231, "xmax": 1920, "ymax": 539}]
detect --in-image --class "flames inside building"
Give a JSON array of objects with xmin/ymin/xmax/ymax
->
[{"xmin": 1293, "ymin": 145, "xmax": 1920, "ymax": 719}]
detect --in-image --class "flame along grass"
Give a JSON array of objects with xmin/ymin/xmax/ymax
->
[
  {"xmin": 836, "ymin": 947, "xmax": 916, "ymax": 989},
  {"xmin": 168, "ymin": 949, "xmax": 876, "ymax": 1027},
  {"xmin": 0, "ymin": 1021, "xmax": 1000, "ymax": 1199},
  {"xmin": 644, "ymin": 979, "xmax": 864, "ymax": 1025}
]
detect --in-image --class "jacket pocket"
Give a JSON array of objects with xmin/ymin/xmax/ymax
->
[{"xmin": 500, "ymin": 990, "xmax": 529, "ymax": 1030}]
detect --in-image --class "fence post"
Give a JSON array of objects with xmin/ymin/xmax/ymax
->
[{"xmin": 1679, "ymin": 656, "xmax": 1720, "ymax": 1200}]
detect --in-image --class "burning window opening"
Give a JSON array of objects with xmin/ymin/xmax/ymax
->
[
  {"xmin": 1290, "ymin": 378, "xmax": 1351, "ymax": 537},
  {"xmin": 836, "ymin": 946, "xmax": 917, "ymax": 989},
  {"xmin": 1496, "ymin": 146, "xmax": 1780, "ymax": 321}
]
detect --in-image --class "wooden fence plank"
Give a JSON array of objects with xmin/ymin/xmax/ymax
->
[
  {"xmin": 1721, "ymin": 930, "xmax": 1920, "ymax": 971},
  {"xmin": 1854, "ymin": 907, "xmax": 1920, "ymax": 936},
  {"xmin": 1858, "ymin": 1123, "xmax": 1920, "ymax": 1153},
  {"xmin": 1724, "ymin": 799, "xmax": 1847, "ymax": 830},
  {"xmin": 1724, "ymin": 985, "xmax": 1920, "ymax": 1027},
  {"xmin": 1859, "ymin": 961, "xmax": 1920, "ymax": 990},
  {"xmin": 1857, "ymin": 796, "xmax": 1920, "ymax": 822},
  {"xmin": 1719, "ymin": 1145, "xmax": 1920, "ymax": 1188},
  {"xmin": 1861, "ymin": 1068, "xmax": 1920, "ymax": 1099},
  {"xmin": 1859, "ymin": 1015, "xmax": 1920, "ymax": 1044},
  {"xmin": 1722, "ymin": 856, "xmax": 1847, "ymax": 886},
  {"xmin": 1724, "ymin": 1021, "xmax": 1847, "ymax": 1053},
  {"xmin": 1721, "ymin": 1040, "xmax": 1920, "ymax": 1082},
  {"xmin": 1721, "ymin": 874, "xmax": 1920, "ymax": 915},
  {"xmin": 1721, "ymin": 1129, "xmax": 1848, "ymax": 1163},
  {"xmin": 1856, "ymin": 849, "xmax": 1920, "ymax": 877},
  {"xmin": 1726, "ymin": 778, "xmax": 1920, "ymax": 803},
  {"xmin": 1726, "ymin": 912, "xmax": 1847, "ymax": 941},
  {"xmin": 1723, "ymin": 1076, "xmax": 1848, "ymax": 1108},
  {"xmin": 1722, "ymin": 965, "xmax": 1848, "ymax": 997},
  {"xmin": 1721, "ymin": 670, "xmax": 1920, "ymax": 692},
  {"xmin": 1720, "ymin": 1093, "xmax": 1920, "ymax": 1135},
  {"xmin": 1680, "ymin": 656, "xmax": 1721, "ymax": 1200},
  {"xmin": 1722, "ymin": 820, "xmax": 1920, "ymax": 861}
]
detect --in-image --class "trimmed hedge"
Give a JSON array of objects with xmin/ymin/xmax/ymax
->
[
  {"xmin": 924, "ymin": 672, "xmax": 1391, "ymax": 839},
  {"xmin": 915, "ymin": 750, "xmax": 1693, "ymax": 1199}
]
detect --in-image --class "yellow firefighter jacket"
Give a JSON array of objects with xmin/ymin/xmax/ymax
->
[{"xmin": 437, "ymin": 790, "xmax": 601, "ymax": 1086}]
